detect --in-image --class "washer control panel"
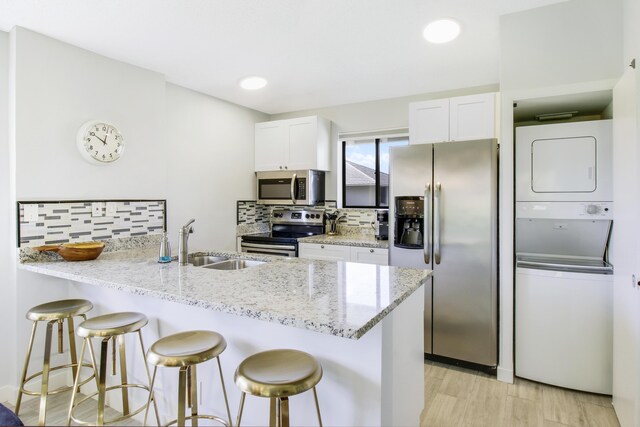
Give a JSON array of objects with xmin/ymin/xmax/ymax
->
[
  {"xmin": 516, "ymin": 201, "xmax": 613, "ymax": 219},
  {"xmin": 580, "ymin": 203, "xmax": 612, "ymax": 217}
]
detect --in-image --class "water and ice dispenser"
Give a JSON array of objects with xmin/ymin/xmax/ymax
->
[{"xmin": 394, "ymin": 196, "xmax": 424, "ymax": 248}]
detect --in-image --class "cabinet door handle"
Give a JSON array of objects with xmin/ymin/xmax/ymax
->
[{"xmin": 370, "ymin": 249, "xmax": 374, "ymax": 253}]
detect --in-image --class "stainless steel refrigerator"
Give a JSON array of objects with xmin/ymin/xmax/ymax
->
[{"xmin": 389, "ymin": 139, "xmax": 498, "ymax": 367}]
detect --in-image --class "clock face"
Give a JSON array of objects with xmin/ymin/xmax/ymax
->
[{"xmin": 77, "ymin": 121, "xmax": 124, "ymax": 164}]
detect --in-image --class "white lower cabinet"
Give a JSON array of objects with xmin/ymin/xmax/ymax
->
[{"xmin": 299, "ymin": 243, "xmax": 389, "ymax": 265}]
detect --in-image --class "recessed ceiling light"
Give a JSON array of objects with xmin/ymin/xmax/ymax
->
[
  {"xmin": 239, "ymin": 76, "xmax": 267, "ymax": 90},
  {"xmin": 423, "ymin": 19, "xmax": 461, "ymax": 44}
]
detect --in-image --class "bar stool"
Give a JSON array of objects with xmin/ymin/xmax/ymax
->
[
  {"xmin": 67, "ymin": 312, "xmax": 159, "ymax": 426},
  {"xmin": 143, "ymin": 330, "xmax": 232, "ymax": 427},
  {"xmin": 235, "ymin": 349, "xmax": 323, "ymax": 427},
  {"xmin": 15, "ymin": 299, "xmax": 94, "ymax": 426}
]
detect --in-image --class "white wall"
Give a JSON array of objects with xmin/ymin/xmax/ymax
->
[
  {"xmin": 9, "ymin": 25, "xmax": 171, "ymax": 402},
  {"xmin": 270, "ymin": 84, "xmax": 498, "ymax": 200},
  {"xmin": 500, "ymin": 0, "xmax": 623, "ymax": 91},
  {"xmin": 0, "ymin": 30, "xmax": 17, "ymax": 402},
  {"xmin": 3, "ymin": 27, "xmax": 266, "ymax": 401},
  {"xmin": 611, "ymin": 1, "xmax": 640, "ymax": 425},
  {"xmin": 13, "ymin": 27, "xmax": 167, "ymax": 200},
  {"xmin": 165, "ymin": 83, "xmax": 267, "ymax": 251}
]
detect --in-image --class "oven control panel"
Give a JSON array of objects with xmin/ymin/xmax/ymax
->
[{"xmin": 272, "ymin": 209, "xmax": 324, "ymax": 225}]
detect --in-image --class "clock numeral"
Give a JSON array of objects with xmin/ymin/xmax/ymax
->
[
  {"xmin": 110, "ymin": 153, "xmax": 113, "ymax": 158},
  {"xmin": 95, "ymin": 151, "xmax": 98, "ymax": 156},
  {"xmin": 89, "ymin": 145, "xmax": 93, "ymax": 150},
  {"xmin": 102, "ymin": 154, "xmax": 106, "ymax": 159},
  {"xmin": 90, "ymin": 132, "xmax": 95, "ymax": 136},
  {"xmin": 102, "ymin": 126, "xmax": 106, "ymax": 131},
  {"xmin": 115, "ymin": 136, "xmax": 119, "ymax": 140}
]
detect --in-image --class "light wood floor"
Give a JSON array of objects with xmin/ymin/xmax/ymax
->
[
  {"xmin": 4, "ymin": 392, "xmax": 139, "ymax": 426},
  {"xmin": 4, "ymin": 362, "xmax": 621, "ymax": 426},
  {"xmin": 422, "ymin": 360, "xmax": 621, "ymax": 427}
]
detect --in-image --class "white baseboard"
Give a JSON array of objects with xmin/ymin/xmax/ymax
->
[
  {"xmin": 497, "ymin": 367, "xmax": 514, "ymax": 384},
  {"xmin": 0, "ymin": 384, "xmax": 18, "ymax": 404}
]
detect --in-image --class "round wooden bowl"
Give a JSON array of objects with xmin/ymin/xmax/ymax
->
[{"xmin": 36, "ymin": 242, "xmax": 105, "ymax": 261}]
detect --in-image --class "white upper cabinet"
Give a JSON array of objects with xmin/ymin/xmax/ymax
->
[
  {"xmin": 255, "ymin": 116, "xmax": 331, "ymax": 171},
  {"xmin": 255, "ymin": 122, "xmax": 288, "ymax": 171},
  {"xmin": 409, "ymin": 98, "xmax": 450, "ymax": 144},
  {"xmin": 449, "ymin": 93, "xmax": 496, "ymax": 141},
  {"xmin": 409, "ymin": 93, "xmax": 496, "ymax": 144}
]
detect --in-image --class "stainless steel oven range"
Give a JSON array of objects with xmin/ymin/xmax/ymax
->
[{"xmin": 240, "ymin": 209, "xmax": 325, "ymax": 257}]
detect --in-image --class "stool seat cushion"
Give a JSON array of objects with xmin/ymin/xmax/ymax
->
[
  {"xmin": 0, "ymin": 403, "xmax": 23, "ymax": 426},
  {"xmin": 147, "ymin": 330, "xmax": 227, "ymax": 367},
  {"xmin": 26, "ymin": 299, "xmax": 93, "ymax": 321},
  {"xmin": 77, "ymin": 312, "xmax": 148, "ymax": 337},
  {"xmin": 235, "ymin": 349, "xmax": 322, "ymax": 398}
]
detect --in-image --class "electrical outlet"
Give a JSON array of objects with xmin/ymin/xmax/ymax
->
[
  {"xmin": 24, "ymin": 204, "xmax": 39, "ymax": 222},
  {"xmin": 92, "ymin": 202, "xmax": 104, "ymax": 217},
  {"xmin": 105, "ymin": 202, "xmax": 117, "ymax": 216}
]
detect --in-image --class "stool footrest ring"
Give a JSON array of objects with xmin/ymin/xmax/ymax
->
[
  {"xmin": 165, "ymin": 414, "xmax": 231, "ymax": 427},
  {"xmin": 69, "ymin": 383, "xmax": 153, "ymax": 426},
  {"xmin": 19, "ymin": 362, "xmax": 95, "ymax": 396}
]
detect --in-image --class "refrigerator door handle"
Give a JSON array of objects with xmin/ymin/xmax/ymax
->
[
  {"xmin": 434, "ymin": 182, "xmax": 441, "ymax": 264},
  {"xmin": 424, "ymin": 183, "xmax": 431, "ymax": 264}
]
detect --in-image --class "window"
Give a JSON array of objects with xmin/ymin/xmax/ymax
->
[{"xmin": 342, "ymin": 136, "xmax": 409, "ymax": 208}]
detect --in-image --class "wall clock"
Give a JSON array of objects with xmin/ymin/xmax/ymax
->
[{"xmin": 76, "ymin": 120, "xmax": 125, "ymax": 165}]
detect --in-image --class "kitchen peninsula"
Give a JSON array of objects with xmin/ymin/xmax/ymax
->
[{"xmin": 19, "ymin": 247, "xmax": 429, "ymax": 426}]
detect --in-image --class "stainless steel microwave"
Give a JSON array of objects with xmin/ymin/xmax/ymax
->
[{"xmin": 256, "ymin": 170, "xmax": 325, "ymax": 205}]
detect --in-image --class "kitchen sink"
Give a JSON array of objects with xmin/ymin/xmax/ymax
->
[
  {"xmin": 189, "ymin": 256, "xmax": 229, "ymax": 266},
  {"xmin": 202, "ymin": 259, "xmax": 266, "ymax": 270}
]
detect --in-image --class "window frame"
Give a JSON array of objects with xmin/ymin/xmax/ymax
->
[{"xmin": 341, "ymin": 138, "xmax": 385, "ymax": 209}]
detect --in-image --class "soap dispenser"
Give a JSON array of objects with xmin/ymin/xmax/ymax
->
[{"xmin": 158, "ymin": 232, "xmax": 172, "ymax": 263}]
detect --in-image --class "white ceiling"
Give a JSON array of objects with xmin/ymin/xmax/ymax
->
[{"xmin": 0, "ymin": 0, "xmax": 566, "ymax": 114}]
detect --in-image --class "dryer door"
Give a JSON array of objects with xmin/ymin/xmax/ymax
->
[{"xmin": 532, "ymin": 136, "xmax": 596, "ymax": 193}]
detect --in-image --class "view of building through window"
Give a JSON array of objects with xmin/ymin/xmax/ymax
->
[{"xmin": 343, "ymin": 136, "xmax": 409, "ymax": 207}]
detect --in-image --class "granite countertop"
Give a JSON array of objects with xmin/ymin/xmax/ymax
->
[
  {"xmin": 298, "ymin": 234, "xmax": 389, "ymax": 249},
  {"xmin": 19, "ymin": 248, "xmax": 428, "ymax": 339}
]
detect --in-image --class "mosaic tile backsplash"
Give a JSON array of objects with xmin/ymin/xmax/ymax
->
[
  {"xmin": 18, "ymin": 200, "xmax": 166, "ymax": 247},
  {"xmin": 236, "ymin": 200, "xmax": 380, "ymax": 236}
]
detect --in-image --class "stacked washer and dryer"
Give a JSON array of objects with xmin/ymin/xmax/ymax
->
[{"xmin": 515, "ymin": 120, "xmax": 613, "ymax": 394}]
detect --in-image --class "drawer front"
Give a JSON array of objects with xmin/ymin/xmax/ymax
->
[
  {"xmin": 299, "ymin": 243, "xmax": 350, "ymax": 261},
  {"xmin": 350, "ymin": 247, "xmax": 389, "ymax": 265}
]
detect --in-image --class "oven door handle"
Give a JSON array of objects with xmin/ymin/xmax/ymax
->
[{"xmin": 241, "ymin": 242, "xmax": 297, "ymax": 251}]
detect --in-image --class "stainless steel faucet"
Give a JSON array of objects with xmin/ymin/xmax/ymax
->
[{"xmin": 178, "ymin": 218, "xmax": 195, "ymax": 265}]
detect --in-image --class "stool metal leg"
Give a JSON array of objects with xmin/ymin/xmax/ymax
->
[
  {"xmin": 137, "ymin": 330, "xmax": 160, "ymax": 425},
  {"xmin": 279, "ymin": 397, "xmax": 289, "ymax": 427},
  {"xmin": 142, "ymin": 366, "xmax": 158, "ymax": 426},
  {"xmin": 38, "ymin": 320, "xmax": 55, "ymax": 426},
  {"xmin": 118, "ymin": 334, "xmax": 130, "ymax": 416},
  {"xmin": 216, "ymin": 356, "xmax": 232, "ymax": 426},
  {"xmin": 190, "ymin": 365, "xmax": 199, "ymax": 427},
  {"xmin": 97, "ymin": 338, "xmax": 109, "ymax": 426},
  {"xmin": 270, "ymin": 398, "xmax": 277, "ymax": 427},
  {"xmin": 67, "ymin": 317, "xmax": 79, "ymax": 387},
  {"xmin": 57, "ymin": 320, "xmax": 64, "ymax": 353},
  {"xmin": 236, "ymin": 392, "xmax": 246, "ymax": 427},
  {"xmin": 178, "ymin": 366, "xmax": 187, "ymax": 427},
  {"xmin": 67, "ymin": 338, "xmax": 87, "ymax": 426},
  {"xmin": 313, "ymin": 387, "xmax": 323, "ymax": 427},
  {"xmin": 15, "ymin": 321, "xmax": 38, "ymax": 415}
]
